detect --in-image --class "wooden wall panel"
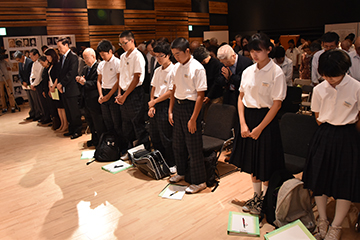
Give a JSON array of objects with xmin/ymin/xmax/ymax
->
[
  {"xmin": 154, "ymin": 0, "xmax": 191, "ymax": 12},
  {"xmin": 0, "ymin": 4, "xmax": 47, "ymax": 27},
  {"xmin": 46, "ymin": 8, "xmax": 90, "ymax": 42},
  {"xmin": 1, "ymin": 0, "xmax": 47, "ymax": 7},
  {"xmin": 87, "ymin": 0, "xmax": 126, "ymax": 9},
  {"xmin": 124, "ymin": 10, "xmax": 156, "ymax": 44},
  {"xmin": 89, "ymin": 25, "xmax": 125, "ymax": 49},
  {"xmin": 189, "ymin": 37, "xmax": 204, "ymax": 43},
  {"xmin": 155, "ymin": 11, "xmax": 189, "ymax": 42},
  {"xmin": 209, "ymin": 1, "xmax": 228, "ymax": 14},
  {"xmin": 188, "ymin": 13, "xmax": 210, "ymax": 26},
  {"xmin": 210, "ymin": 25, "xmax": 229, "ymax": 31}
]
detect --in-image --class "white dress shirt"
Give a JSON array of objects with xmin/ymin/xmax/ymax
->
[
  {"xmin": 240, "ymin": 59, "xmax": 287, "ymax": 109},
  {"xmin": 348, "ymin": 51, "xmax": 360, "ymax": 81},
  {"xmin": 311, "ymin": 74, "xmax": 360, "ymax": 125},
  {"xmin": 285, "ymin": 47, "xmax": 300, "ymax": 66},
  {"xmin": 30, "ymin": 60, "xmax": 44, "ymax": 86},
  {"xmin": 274, "ymin": 56, "xmax": 293, "ymax": 86}
]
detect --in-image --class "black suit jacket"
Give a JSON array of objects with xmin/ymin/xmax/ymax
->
[
  {"xmin": 59, "ymin": 50, "xmax": 80, "ymax": 97},
  {"xmin": 221, "ymin": 54, "xmax": 253, "ymax": 106},
  {"xmin": 18, "ymin": 57, "xmax": 33, "ymax": 85},
  {"xmin": 80, "ymin": 61, "xmax": 99, "ymax": 101}
]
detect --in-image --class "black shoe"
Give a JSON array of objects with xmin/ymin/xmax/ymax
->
[
  {"xmin": 41, "ymin": 118, "xmax": 52, "ymax": 124},
  {"xmin": 2, "ymin": 109, "xmax": 7, "ymax": 113},
  {"xmin": 63, "ymin": 132, "xmax": 73, "ymax": 137},
  {"xmin": 25, "ymin": 116, "xmax": 34, "ymax": 120},
  {"xmin": 11, "ymin": 108, "xmax": 15, "ymax": 113},
  {"xmin": 33, "ymin": 116, "xmax": 41, "ymax": 121},
  {"xmin": 71, "ymin": 132, "xmax": 82, "ymax": 139}
]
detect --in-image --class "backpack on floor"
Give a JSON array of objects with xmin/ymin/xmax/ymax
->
[
  {"xmin": 274, "ymin": 178, "xmax": 316, "ymax": 233},
  {"xmin": 185, "ymin": 152, "xmax": 219, "ymax": 192},
  {"xmin": 94, "ymin": 132, "xmax": 120, "ymax": 162},
  {"xmin": 262, "ymin": 169, "xmax": 294, "ymax": 227},
  {"xmin": 132, "ymin": 149, "xmax": 171, "ymax": 180}
]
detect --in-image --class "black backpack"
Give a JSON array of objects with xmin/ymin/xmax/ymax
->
[
  {"xmin": 185, "ymin": 152, "xmax": 219, "ymax": 192},
  {"xmin": 262, "ymin": 169, "xmax": 294, "ymax": 226},
  {"xmin": 94, "ymin": 132, "xmax": 120, "ymax": 162}
]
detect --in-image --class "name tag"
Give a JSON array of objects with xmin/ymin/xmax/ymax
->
[
  {"xmin": 184, "ymin": 74, "xmax": 189, "ymax": 78},
  {"xmin": 262, "ymin": 82, "xmax": 269, "ymax": 87},
  {"xmin": 344, "ymin": 101, "xmax": 351, "ymax": 108},
  {"xmin": 110, "ymin": 68, "xmax": 113, "ymax": 71}
]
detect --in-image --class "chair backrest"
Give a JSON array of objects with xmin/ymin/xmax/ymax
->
[
  {"xmin": 302, "ymin": 85, "xmax": 313, "ymax": 93},
  {"xmin": 280, "ymin": 113, "xmax": 318, "ymax": 158},
  {"xmin": 294, "ymin": 78, "xmax": 311, "ymax": 86},
  {"xmin": 203, "ymin": 103, "xmax": 237, "ymax": 140},
  {"xmin": 278, "ymin": 86, "xmax": 302, "ymax": 118}
]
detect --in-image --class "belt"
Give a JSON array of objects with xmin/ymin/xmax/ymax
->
[{"xmin": 176, "ymin": 99, "xmax": 194, "ymax": 104}]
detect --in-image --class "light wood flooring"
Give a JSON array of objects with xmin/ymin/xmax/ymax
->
[{"xmin": 0, "ymin": 105, "xmax": 359, "ymax": 240}]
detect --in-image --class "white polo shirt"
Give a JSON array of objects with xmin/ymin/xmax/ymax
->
[
  {"xmin": 240, "ymin": 59, "xmax": 287, "ymax": 109},
  {"xmin": 311, "ymin": 49, "xmax": 324, "ymax": 85},
  {"xmin": 172, "ymin": 56, "xmax": 207, "ymax": 101},
  {"xmin": 348, "ymin": 51, "xmax": 360, "ymax": 81},
  {"xmin": 119, "ymin": 48, "xmax": 145, "ymax": 91},
  {"xmin": 274, "ymin": 56, "xmax": 293, "ymax": 86},
  {"xmin": 151, "ymin": 63, "xmax": 174, "ymax": 98},
  {"xmin": 311, "ymin": 74, "xmax": 360, "ymax": 125},
  {"xmin": 97, "ymin": 55, "xmax": 120, "ymax": 89}
]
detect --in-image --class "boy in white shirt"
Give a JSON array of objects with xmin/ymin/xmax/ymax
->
[
  {"xmin": 116, "ymin": 31, "xmax": 150, "ymax": 151},
  {"xmin": 168, "ymin": 37, "xmax": 207, "ymax": 194},
  {"xmin": 97, "ymin": 40, "xmax": 127, "ymax": 151}
]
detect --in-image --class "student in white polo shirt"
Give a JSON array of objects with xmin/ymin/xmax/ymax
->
[
  {"xmin": 147, "ymin": 41, "xmax": 176, "ymax": 172},
  {"xmin": 302, "ymin": 50, "xmax": 360, "ymax": 240},
  {"xmin": 97, "ymin": 40, "xmax": 127, "ymax": 151},
  {"xmin": 168, "ymin": 37, "xmax": 207, "ymax": 194},
  {"xmin": 116, "ymin": 31, "xmax": 150, "ymax": 151}
]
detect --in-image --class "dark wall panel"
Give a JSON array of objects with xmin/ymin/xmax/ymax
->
[
  {"xmin": 189, "ymin": 25, "xmax": 210, "ymax": 37},
  {"xmin": 126, "ymin": 0, "xmax": 154, "ymax": 10},
  {"xmin": 209, "ymin": 14, "xmax": 227, "ymax": 26},
  {"xmin": 228, "ymin": 0, "xmax": 360, "ymax": 41},
  {"xmin": 88, "ymin": 9, "xmax": 124, "ymax": 25},
  {"xmin": 192, "ymin": 0, "xmax": 209, "ymax": 13},
  {"xmin": 47, "ymin": 0, "xmax": 87, "ymax": 8}
]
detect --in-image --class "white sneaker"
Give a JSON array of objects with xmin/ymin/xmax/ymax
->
[
  {"xmin": 185, "ymin": 183, "xmax": 206, "ymax": 194},
  {"xmin": 121, "ymin": 153, "xmax": 129, "ymax": 161},
  {"xmin": 169, "ymin": 166, "xmax": 177, "ymax": 174},
  {"xmin": 169, "ymin": 174, "xmax": 184, "ymax": 183}
]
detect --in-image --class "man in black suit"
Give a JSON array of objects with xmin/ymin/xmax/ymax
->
[
  {"xmin": 217, "ymin": 44, "xmax": 253, "ymax": 107},
  {"xmin": 14, "ymin": 50, "xmax": 38, "ymax": 120},
  {"xmin": 56, "ymin": 38, "xmax": 82, "ymax": 139},
  {"xmin": 76, "ymin": 48, "xmax": 105, "ymax": 147}
]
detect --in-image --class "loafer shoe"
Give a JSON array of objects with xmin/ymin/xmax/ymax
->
[
  {"xmin": 169, "ymin": 174, "xmax": 184, "ymax": 183},
  {"xmin": 185, "ymin": 183, "xmax": 206, "ymax": 194},
  {"xmin": 70, "ymin": 132, "xmax": 82, "ymax": 139}
]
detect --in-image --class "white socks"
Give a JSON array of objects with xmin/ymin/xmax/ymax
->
[
  {"xmin": 315, "ymin": 195, "xmax": 351, "ymax": 227},
  {"xmin": 252, "ymin": 182, "xmax": 262, "ymax": 196}
]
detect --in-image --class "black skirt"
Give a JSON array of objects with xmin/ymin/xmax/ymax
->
[
  {"xmin": 229, "ymin": 107, "xmax": 285, "ymax": 182},
  {"xmin": 302, "ymin": 123, "xmax": 360, "ymax": 202}
]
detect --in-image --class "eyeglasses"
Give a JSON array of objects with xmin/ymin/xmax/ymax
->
[
  {"xmin": 155, "ymin": 54, "xmax": 166, "ymax": 59},
  {"xmin": 118, "ymin": 41, "xmax": 129, "ymax": 47}
]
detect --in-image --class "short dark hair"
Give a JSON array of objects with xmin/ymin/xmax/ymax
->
[
  {"xmin": 193, "ymin": 46, "xmax": 210, "ymax": 63},
  {"xmin": 41, "ymin": 45, "xmax": 48, "ymax": 52},
  {"xmin": 157, "ymin": 37, "xmax": 169, "ymax": 43},
  {"xmin": 248, "ymin": 33, "xmax": 273, "ymax": 51},
  {"xmin": 119, "ymin": 30, "xmax": 135, "ymax": 40},
  {"xmin": 44, "ymin": 48, "xmax": 59, "ymax": 65},
  {"xmin": 29, "ymin": 48, "xmax": 40, "ymax": 56},
  {"xmin": 345, "ymin": 33, "xmax": 355, "ymax": 42},
  {"xmin": 153, "ymin": 41, "xmax": 171, "ymax": 56},
  {"xmin": 146, "ymin": 39, "xmax": 156, "ymax": 48},
  {"xmin": 241, "ymin": 35, "xmax": 251, "ymax": 47},
  {"xmin": 57, "ymin": 37, "xmax": 70, "ymax": 46},
  {"xmin": 274, "ymin": 46, "xmax": 286, "ymax": 58},
  {"xmin": 310, "ymin": 41, "xmax": 322, "ymax": 52},
  {"xmin": 318, "ymin": 49, "xmax": 351, "ymax": 77},
  {"xmin": 170, "ymin": 37, "xmax": 189, "ymax": 52},
  {"xmin": 321, "ymin": 32, "xmax": 340, "ymax": 44},
  {"xmin": 97, "ymin": 39, "xmax": 114, "ymax": 53},
  {"xmin": 288, "ymin": 39, "xmax": 295, "ymax": 44}
]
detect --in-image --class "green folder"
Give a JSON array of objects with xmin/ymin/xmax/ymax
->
[
  {"xmin": 227, "ymin": 211, "xmax": 260, "ymax": 237},
  {"xmin": 264, "ymin": 219, "xmax": 316, "ymax": 240}
]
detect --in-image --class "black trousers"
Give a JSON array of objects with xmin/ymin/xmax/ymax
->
[
  {"xmin": 35, "ymin": 85, "xmax": 51, "ymax": 120},
  {"xmin": 63, "ymin": 95, "xmax": 82, "ymax": 134},
  {"xmin": 149, "ymin": 99, "xmax": 175, "ymax": 167},
  {"xmin": 85, "ymin": 97, "xmax": 106, "ymax": 145},
  {"xmin": 120, "ymin": 86, "xmax": 150, "ymax": 150},
  {"xmin": 173, "ymin": 99, "xmax": 206, "ymax": 185}
]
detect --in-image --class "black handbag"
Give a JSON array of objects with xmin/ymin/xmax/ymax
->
[{"xmin": 132, "ymin": 149, "xmax": 170, "ymax": 180}]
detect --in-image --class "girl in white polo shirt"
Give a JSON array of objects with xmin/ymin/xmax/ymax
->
[
  {"xmin": 147, "ymin": 41, "xmax": 176, "ymax": 172},
  {"xmin": 302, "ymin": 50, "xmax": 360, "ymax": 240},
  {"xmin": 229, "ymin": 33, "xmax": 287, "ymax": 215}
]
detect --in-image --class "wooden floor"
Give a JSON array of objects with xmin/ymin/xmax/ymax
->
[{"xmin": 0, "ymin": 105, "xmax": 359, "ymax": 240}]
